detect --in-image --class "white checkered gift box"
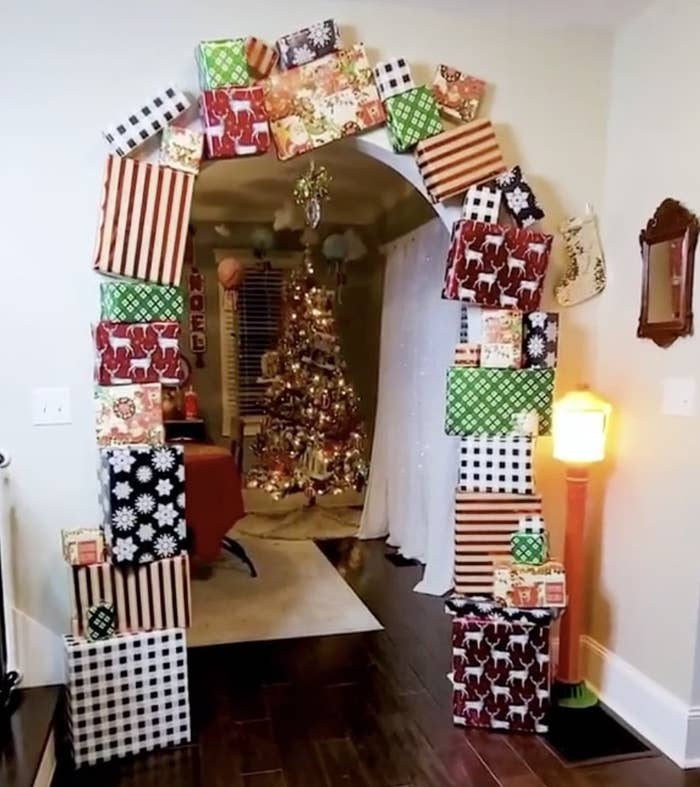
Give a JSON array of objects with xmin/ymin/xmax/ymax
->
[
  {"xmin": 458, "ymin": 435, "xmax": 535, "ymax": 494},
  {"xmin": 462, "ymin": 182, "xmax": 502, "ymax": 224},
  {"xmin": 459, "ymin": 304, "xmax": 483, "ymax": 344},
  {"xmin": 373, "ymin": 57, "xmax": 415, "ymax": 102},
  {"xmin": 65, "ymin": 628, "xmax": 190, "ymax": 768},
  {"xmin": 103, "ymin": 86, "xmax": 191, "ymax": 157}
]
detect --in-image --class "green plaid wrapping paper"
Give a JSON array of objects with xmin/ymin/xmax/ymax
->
[
  {"xmin": 100, "ymin": 282, "xmax": 184, "ymax": 323},
  {"xmin": 197, "ymin": 39, "xmax": 250, "ymax": 89},
  {"xmin": 511, "ymin": 532, "xmax": 548, "ymax": 565},
  {"xmin": 385, "ymin": 86, "xmax": 443, "ymax": 153},
  {"xmin": 444, "ymin": 368, "xmax": 555, "ymax": 436},
  {"xmin": 86, "ymin": 601, "xmax": 116, "ymax": 641}
]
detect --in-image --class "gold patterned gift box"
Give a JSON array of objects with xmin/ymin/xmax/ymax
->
[
  {"xmin": 432, "ymin": 65, "xmax": 486, "ymax": 123},
  {"xmin": 94, "ymin": 383, "xmax": 164, "ymax": 446},
  {"xmin": 160, "ymin": 126, "xmax": 204, "ymax": 174},
  {"xmin": 62, "ymin": 529, "xmax": 105, "ymax": 566},
  {"xmin": 492, "ymin": 557, "xmax": 567, "ymax": 608},
  {"xmin": 480, "ymin": 309, "xmax": 523, "ymax": 369}
]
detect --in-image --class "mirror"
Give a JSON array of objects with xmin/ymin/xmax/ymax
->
[{"xmin": 638, "ymin": 198, "xmax": 698, "ymax": 347}]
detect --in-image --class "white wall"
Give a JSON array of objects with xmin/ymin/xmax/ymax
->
[{"xmin": 0, "ymin": 1, "xmax": 613, "ymax": 681}]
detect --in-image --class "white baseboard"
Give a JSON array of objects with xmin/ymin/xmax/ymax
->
[
  {"xmin": 582, "ymin": 635, "xmax": 700, "ymax": 768},
  {"xmin": 12, "ymin": 607, "xmax": 64, "ymax": 687}
]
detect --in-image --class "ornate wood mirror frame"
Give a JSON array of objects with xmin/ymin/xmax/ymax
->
[{"xmin": 638, "ymin": 198, "xmax": 698, "ymax": 348}]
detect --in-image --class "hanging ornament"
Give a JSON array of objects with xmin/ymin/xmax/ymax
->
[
  {"xmin": 293, "ymin": 162, "xmax": 332, "ymax": 229},
  {"xmin": 251, "ymin": 225, "xmax": 275, "ymax": 265},
  {"xmin": 217, "ymin": 256, "xmax": 245, "ymax": 309}
]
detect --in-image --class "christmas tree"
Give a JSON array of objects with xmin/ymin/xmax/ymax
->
[{"xmin": 246, "ymin": 164, "xmax": 369, "ymax": 499}]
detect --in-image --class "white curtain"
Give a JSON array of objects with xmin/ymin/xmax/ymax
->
[{"xmin": 359, "ymin": 218, "xmax": 460, "ymax": 596}]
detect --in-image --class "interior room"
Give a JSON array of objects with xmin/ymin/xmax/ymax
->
[{"xmin": 3, "ymin": 1, "xmax": 700, "ymax": 786}]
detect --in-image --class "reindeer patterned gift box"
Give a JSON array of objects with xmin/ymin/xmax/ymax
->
[
  {"xmin": 442, "ymin": 219, "xmax": 554, "ymax": 311},
  {"xmin": 200, "ymin": 86, "xmax": 270, "ymax": 159},
  {"xmin": 446, "ymin": 597, "xmax": 552, "ymax": 733},
  {"xmin": 95, "ymin": 383, "xmax": 164, "ymax": 447},
  {"xmin": 94, "ymin": 321, "xmax": 181, "ymax": 386}
]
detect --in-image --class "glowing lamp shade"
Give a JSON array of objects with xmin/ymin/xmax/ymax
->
[{"xmin": 553, "ymin": 387, "xmax": 611, "ymax": 464}]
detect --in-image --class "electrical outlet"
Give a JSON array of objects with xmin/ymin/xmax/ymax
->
[{"xmin": 32, "ymin": 387, "xmax": 72, "ymax": 426}]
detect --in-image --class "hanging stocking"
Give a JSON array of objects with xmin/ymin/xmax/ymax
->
[{"xmin": 556, "ymin": 205, "xmax": 607, "ymax": 307}]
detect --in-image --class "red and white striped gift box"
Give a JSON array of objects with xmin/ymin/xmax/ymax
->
[
  {"xmin": 415, "ymin": 119, "xmax": 506, "ymax": 203},
  {"xmin": 246, "ymin": 36, "xmax": 279, "ymax": 78},
  {"xmin": 70, "ymin": 554, "xmax": 191, "ymax": 636},
  {"xmin": 93, "ymin": 156, "xmax": 194, "ymax": 287},
  {"xmin": 454, "ymin": 491, "xmax": 542, "ymax": 595},
  {"xmin": 454, "ymin": 343, "xmax": 480, "ymax": 366}
]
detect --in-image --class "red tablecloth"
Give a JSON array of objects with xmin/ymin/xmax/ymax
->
[{"xmin": 183, "ymin": 444, "xmax": 245, "ymax": 562}]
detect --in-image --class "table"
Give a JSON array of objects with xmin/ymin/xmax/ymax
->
[{"xmin": 182, "ymin": 444, "xmax": 245, "ymax": 562}]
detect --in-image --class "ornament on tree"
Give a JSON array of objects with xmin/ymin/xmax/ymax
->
[{"xmin": 218, "ymin": 256, "xmax": 245, "ymax": 309}]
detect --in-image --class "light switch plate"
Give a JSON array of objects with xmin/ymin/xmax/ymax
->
[
  {"xmin": 32, "ymin": 387, "xmax": 72, "ymax": 426},
  {"xmin": 662, "ymin": 377, "xmax": 696, "ymax": 417}
]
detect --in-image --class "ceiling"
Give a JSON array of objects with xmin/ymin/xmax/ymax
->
[{"xmin": 190, "ymin": 139, "xmax": 418, "ymax": 226}]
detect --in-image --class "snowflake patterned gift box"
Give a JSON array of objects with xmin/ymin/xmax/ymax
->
[
  {"xmin": 445, "ymin": 367, "xmax": 555, "ymax": 437},
  {"xmin": 276, "ymin": 19, "xmax": 341, "ymax": 70},
  {"xmin": 432, "ymin": 65, "xmax": 486, "ymax": 124},
  {"xmin": 100, "ymin": 281, "xmax": 185, "ymax": 323},
  {"xmin": 200, "ymin": 86, "xmax": 270, "ymax": 159},
  {"xmin": 442, "ymin": 219, "xmax": 554, "ymax": 311},
  {"xmin": 64, "ymin": 628, "xmax": 190, "ymax": 768},
  {"xmin": 99, "ymin": 445, "xmax": 186, "ymax": 566},
  {"xmin": 263, "ymin": 45, "xmax": 386, "ymax": 161},
  {"xmin": 95, "ymin": 383, "xmax": 164, "ymax": 447},
  {"xmin": 458, "ymin": 436, "xmax": 534, "ymax": 495},
  {"xmin": 196, "ymin": 39, "xmax": 250, "ymax": 89},
  {"xmin": 160, "ymin": 126, "xmax": 204, "ymax": 174},
  {"xmin": 496, "ymin": 166, "xmax": 545, "ymax": 228},
  {"xmin": 446, "ymin": 596, "xmax": 552, "ymax": 733},
  {"xmin": 523, "ymin": 311, "xmax": 559, "ymax": 369},
  {"xmin": 480, "ymin": 309, "xmax": 523, "ymax": 369},
  {"xmin": 385, "ymin": 86, "xmax": 443, "ymax": 153},
  {"xmin": 511, "ymin": 514, "xmax": 549, "ymax": 565},
  {"xmin": 492, "ymin": 557, "xmax": 566, "ymax": 609},
  {"xmin": 94, "ymin": 321, "xmax": 181, "ymax": 386}
]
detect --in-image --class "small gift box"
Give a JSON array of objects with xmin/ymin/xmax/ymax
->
[
  {"xmin": 493, "ymin": 557, "xmax": 566, "ymax": 608},
  {"xmin": 415, "ymin": 120, "xmax": 506, "ymax": 203},
  {"xmin": 458, "ymin": 435, "xmax": 534, "ymax": 494},
  {"xmin": 511, "ymin": 515, "xmax": 549, "ymax": 565},
  {"xmin": 462, "ymin": 182, "xmax": 502, "ymax": 224},
  {"xmin": 201, "ymin": 86, "xmax": 270, "ymax": 159},
  {"xmin": 95, "ymin": 383, "xmax": 164, "ymax": 447},
  {"xmin": 196, "ymin": 38, "xmax": 249, "ymax": 89},
  {"xmin": 459, "ymin": 304, "xmax": 483, "ymax": 343},
  {"xmin": 160, "ymin": 126, "xmax": 204, "ymax": 174},
  {"xmin": 454, "ymin": 343, "xmax": 480, "ymax": 367},
  {"xmin": 373, "ymin": 57, "xmax": 415, "ymax": 102},
  {"xmin": 385, "ymin": 86, "xmax": 443, "ymax": 153},
  {"xmin": 496, "ymin": 166, "xmax": 545, "ymax": 228},
  {"xmin": 246, "ymin": 36, "xmax": 279, "ymax": 78},
  {"xmin": 100, "ymin": 281, "xmax": 185, "ymax": 323},
  {"xmin": 276, "ymin": 19, "xmax": 341, "ymax": 70},
  {"xmin": 85, "ymin": 601, "xmax": 116, "ymax": 641},
  {"xmin": 512, "ymin": 409, "xmax": 540, "ymax": 436},
  {"xmin": 102, "ymin": 86, "xmax": 190, "ymax": 157},
  {"xmin": 432, "ymin": 65, "xmax": 486, "ymax": 124},
  {"xmin": 481, "ymin": 309, "xmax": 522, "ymax": 369},
  {"xmin": 62, "ymin": 529, "xmax": 105, "ymax": 566},
  {"xmin": 94, "ymin": 321, "xmax": 181, "ymax": 385},
  {"xmin": 523, "ymin": 311, "xmax": 559, "ymax": 369}
]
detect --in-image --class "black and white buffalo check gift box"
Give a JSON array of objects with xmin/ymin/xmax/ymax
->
[
  {"xmin": 373, "ymin": 57, "xmax": 415, "ymax": 102},
  {"xmin": 459, "ymin": 435, "xmax": 535, "ymax": 494},
  {"xmin": 100, "ymin": 445, "xmax": 186, "ymax": 566},
  {"xmin": 65, "ymin": 629, "xmax": 190, "ymax": 768},
  {"xmin": 462, "ymin": 182, "xmax": 502, "ymax": 224}
]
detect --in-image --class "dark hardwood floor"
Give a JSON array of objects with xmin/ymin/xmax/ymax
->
[{"xmin": 55, "ymin": 538, "xmax": 700, "ymax": 786}]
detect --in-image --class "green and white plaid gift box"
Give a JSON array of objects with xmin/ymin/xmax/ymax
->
[
  {"xmin": 197, "ymin": 39, "xmax": 250, "ymax": 89},
  {"xmin": 100, "ymin": 281, "xmax": 184, "ymax": 323},
  {"xmin": 385, "ymin": 86, "xmax": 443, "ymax": 153},
  {"xmin": 445, "ymin": 368, "xmax": 555, "ymax": 436},
  {"xmin": 511, "ymin": 531, "xmax": 549, "ymax": 565}
]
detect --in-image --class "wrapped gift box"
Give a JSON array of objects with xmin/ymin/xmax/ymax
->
[
  {"xmin": 442, "ymin": 220, "xmax": 554, "ymax": 311},
  {"xmin": 496, "ymin": 166, "xmax": 545, "ymax": 227},
  {"xmin": 493, "ymin": 558, "xmax": 566, "ymax": 608},
  {"xmin": 85, "ymin": 602, "xmax": 116, "ymax": 641},
  {"xmin": 99, "ymin": 445, "xmax": 186, "ymax": 565},
  {"xmin": 65, "ymin": 629, "xmax": 190, "ymax": 767},
  {"xmin": 445, "ymin": 367, "xmax": 555, "ymax": 436},
  {"xmin": 62, "ymin": 529, "xmax": 105, "ymax": 566},
  {"xmin": 459, "ymin": 304, "xmax": 483, "ymax": 344},
  {"xmin": 95, "ymin": 383, "xmax": 164, "ymax": 446},
  {"xmin": 160, "ymin": 126, "xmax": 204, "ymax": 174},
  {"xmin": 458, "ymin": 436, "xmax": 534, "ymax": 494},
  {"xmin": 93, "ymin": 156, "xmax": 194, "ymax": 287},
  {"xmin": 481, "ymin": 309, "xmax": 522, "ymax": 369},
  {"xmin": 246, "ymin": 36, "xmax": 279, "ymax": 78},
  {"xmin": 415, "ymin": 120, "xmax": 506, "ymax": 203},
  {"xmin": 447, "ymin": 597, "xmax": 551, "ymax": 733},
  {"xmin": 196, "ymin": 38, "xmax": 249, "ymax": 89},
  {"xmin": 523, "ymin": 311, "xmax": 559, "ymax": 369},
  {"xmin": 100, "ymin": 281, "xmax": 185, "ymax": 323},
  {"xmin": 454, "ymin": 491, "xmax": 542, "ymax": 595},
  {"xmin": 70, "ymin": 554, "xmax": 191, "ymax": 637},
  {"xmin": 462, "ymin": 182, "xmax": 502, "ymax": 224},
  {"xmin": 454, "ymin": 343, "xmax": 480, "ymax": 367},
  {"xmin": 94, "ymin": 321, "xmax": 181, "ymax": 386},
  {"xmin": 102, "ymin": 86, "xmax": 190, "ymax": 157},
  {"xmin": 200, "ymin": 86, "xmax": 270, "ymax": 159},
  {"xmin": 432, "ymin": 65, "xmax": 486, "ymax": 124},
  {"xmin": 263, "ymin": 45, "xmax": 386, "ymax": 161},
  {"xmin": 512, "ymin": 515, "xmax": 549, "ymax": 565},
  {"xmin": 276, "ymin": 19, "xmax": 341, "ymax": 70},
  {"xmin": 373, "ymin": 57, "xmax": 415, "ymax": 102},
  {"xmin": 385, "ymin": 86, "xmax": 443, "ymax": 153}
]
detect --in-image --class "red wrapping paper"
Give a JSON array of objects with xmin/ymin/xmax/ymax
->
[
  {"xmin": 201, "ymin": 86, "xmax": 271, "ymax": 159},
  {"xmin": 94, "ymin": 321, "xmax": 181, "ymax": 385}
]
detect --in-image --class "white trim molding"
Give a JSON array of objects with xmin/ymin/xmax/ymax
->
[{"xmin": 582, "ymin": 635, "xmax": 700, "ymax": 768}]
